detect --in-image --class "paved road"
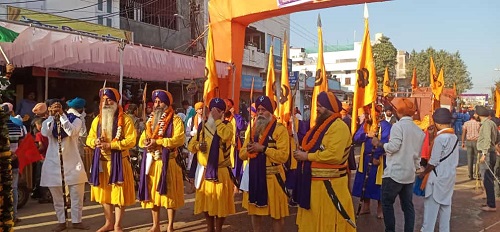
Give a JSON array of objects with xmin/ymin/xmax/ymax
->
[{"xmin": 13, "ymin": 144, "xmax": 500, "ymax": 232}]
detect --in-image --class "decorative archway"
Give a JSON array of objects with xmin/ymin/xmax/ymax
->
[{"xmin": 208, "ymin": 0, "xmax": 385, "ymax": 109}]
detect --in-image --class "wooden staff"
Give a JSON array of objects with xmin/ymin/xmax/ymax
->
[
  {"xmin": 56, "ymin": 115, "xmax": 69, "ymax": 226},
  {"xmin": 249, "ymin": 77, "xmax": 255, "ymax": 136}
]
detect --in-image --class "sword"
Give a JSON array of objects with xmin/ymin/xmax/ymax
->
[{"xmin": 323, "ymin": 180, "xmax": 356, "ymax": 228}]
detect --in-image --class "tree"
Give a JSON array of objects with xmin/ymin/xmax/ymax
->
[
  {"xmin": 405, "ymin": 47, "xmax": 472, "ymax": 94},
  {"xmin": 372, "ymin": 36, "xmax": 397, "ymax": 90}
]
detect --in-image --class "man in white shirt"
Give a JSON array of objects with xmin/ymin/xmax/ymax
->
[
  {"xmin": 41, "ymin": 99, "xmax": 89, "ymax": 232},
  {"xmin": 372, "ymin": 98, "xmax": 425, "ymax": 232}
]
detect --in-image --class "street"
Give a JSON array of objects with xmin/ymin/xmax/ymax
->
[{"xmin": 13, "ymin": 145, "xmax": 500, "ymax": 232}]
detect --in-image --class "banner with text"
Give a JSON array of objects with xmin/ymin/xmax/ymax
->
[{"xmin": 277, "ymin": 0, "xmax": 312, "ymax": 8}]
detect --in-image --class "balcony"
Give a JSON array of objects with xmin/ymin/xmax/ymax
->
[{"xmin": 242, "ymin": 45, "xmax": 267, "ymax": 69}]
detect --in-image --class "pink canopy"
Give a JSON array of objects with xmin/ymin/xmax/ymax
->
[{"xmin": 0, "ymin": 21, "xmax": 229, "ymax": 81}]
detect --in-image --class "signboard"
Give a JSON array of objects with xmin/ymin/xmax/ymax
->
[
  {"xmin": 7, "ymin": 6, "xmax": 132, "ymax": 41},
  {"xmin": 277, "ymin": 0, "xmax": 312, "ymax": 8},
  {"xmin": 273, "ymin": 55, "xmax": 292, "ymax": 73},
  {"xmin": 305, "ymin": 78, "xmax": 341, "ymax": 91},
  {"xmin": 241, "ymin": 75, "xmax": 264, "ymax": 92},
  {"xmin": 289, "ymin": 71, "xmax": 299, "ymax": 86}
]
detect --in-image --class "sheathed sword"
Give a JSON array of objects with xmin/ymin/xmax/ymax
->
[{"xmin": 323, "ymin": 179, "xmax": 357, "ymax": 228}]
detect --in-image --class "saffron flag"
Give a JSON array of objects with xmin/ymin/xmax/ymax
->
[
  {"xmin": 411, "ymin": 67, "xmax": 418, "ymax": 90},
  {"xmin": 265, "ymin": 45, "xmax": 277, "ymax": 115},
  {"xmin": 279, "ymin": 32, "xmax": 292, "ymax": 125},
  {"xmin": 383, "ymin": 67, "xmax": 391, "ymax": 97},
  {"xmin": 203, "ymin": 23, "xmax": 219, "ymax": 106},
  {"xmin": 0, "ymin": 26, "xmax": 19, "ymax": 42},
  {"xmin": 394, "ymin": 79, "xmax": 398, "ymax": 93},
  {"xmin": 433, "ymin": 68, "xmax": 445, "ymax": 101},
  {"xmin": 310, "ymin": 14, "xmax": 329, "ymax": 128},
  {"xmin": 495, "ymin": 87, "xmax": 500, "ymax": 117},
  {"xmin": 429, "ymin": 57, "xmax": 442, "ymax": 100},
  {"xmin": 351, "ymin": 4, "xmax": 377, "ymax": 134},
  {"xmin": 16, "ymin": 135, "xmax": 43, "ymax": 173},
  {"xmin": 453, "ymin": 82, "xmax": 457, "ymax": 97}
]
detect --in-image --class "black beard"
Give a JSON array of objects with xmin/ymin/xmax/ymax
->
[{"xmin": 315, "ymin": 111, "xmax": 331, "ymax": 126}]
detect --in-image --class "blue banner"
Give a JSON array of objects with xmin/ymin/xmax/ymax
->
[
  {"xmin": 241, "ymin": 75, "xmax": 263, "ymax": 91},
  {"xmin": 273, "ymin": 55, "xmax": 292, "ymax": 73}
]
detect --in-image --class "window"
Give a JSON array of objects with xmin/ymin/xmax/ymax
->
[
  {"xmin": 106, "ymin": 18, "xmax": 112, "ymax": 27},
  {"xmin": 98, "ymin": 0, "xmax": 103, "ymax": 11},
  {"xmin": 120, "ymin": 0, "xmax": 178, "ymax": 30},
  {"xmin": 345, "ymin": 77, "xmax": 351, "ymax": 85},
  {"xmin": 98, "ymin": 15, "xmax": 104, "ymax": 25},
  {"xmin": 107, "ymin": 0, "xmax": 112, "ymax": 13}
]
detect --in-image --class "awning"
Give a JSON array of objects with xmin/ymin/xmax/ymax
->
[{"xmin": 0, "ymin": 21, "xmax": 229, "ymax": 81}]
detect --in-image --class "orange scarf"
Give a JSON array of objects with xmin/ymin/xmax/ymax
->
[
  {"xmin": 145, "ymin": 107, "xmax": 174, "ymax": 139},
  {"xmin": 420, "ymin": 127, "xmax": 455, "ymax": 190},
  {"xmin": 301, "ymin": 113, "xmax": 340, "ymax": 151}
]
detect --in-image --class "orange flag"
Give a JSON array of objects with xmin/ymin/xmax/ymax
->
[
  {"xmin": 453, "ymin": 82, "xmax": 457, "ymax": 97},
  {"xmin": 495, "ymin": 87, "xmax": 500, "ymax": 117},
  {"xmin": 265, "ymin": 45, "xmax": 277, "ymax": 116},
  {"xmin": 279, "ymin": 32, "xmax": 291, "ymax": 125},
  {"xmin": 203, "ymin": 23, "xmax": 219, "ymax": 106},
  {"xmin": 383, "ymin": 67, "xmax": 391, "ymax": 97},
  {"xmin": 432, "ymin": 68, "xmax": 445, "ymax": 101},
  {"xmin": 394, "ymin": 79, "xmax": 398, "ymax": 93},
  {"xmin": 411, "ymin": 67, "xmax": 418, "ymax": 90},
  {"xmin": 310, "ymin": 14, "xmax": 329, "ymax": 128},
  {"xmin": 351, "ymin": 4, "xmax": 377, "ymax": 135}
]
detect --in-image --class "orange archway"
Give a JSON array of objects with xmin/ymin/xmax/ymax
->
[{"xmin": 208, "ymin": 0, "xmax": 385, "ymax": 110}]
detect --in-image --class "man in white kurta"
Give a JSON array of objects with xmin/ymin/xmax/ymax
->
[
  {"xmin": 418, "ymin": 108, "xmax": 459, "ymax": 232},
  {"xmin": 41, "ymin": 99, "xmax": 89, "ymax": 232}
]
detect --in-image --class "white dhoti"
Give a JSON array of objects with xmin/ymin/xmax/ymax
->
[
  {"xmin": 421, "ymin": 195, "xmax": 451, "ymax": 232},
  {"xmin": 49, "ymin": 183, "xmax": 85, "ymax": 223}
]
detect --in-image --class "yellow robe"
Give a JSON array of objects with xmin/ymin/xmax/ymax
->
[
  {"xmin": 296, "ymin": 119, "xmax": 356, "ymax": 232},
  {"xmin": 240, "ymin": 122, "xmax": 290, "ymax": 219},
  {"xmin": 138, "ymin": 115, "xmax": 185, "ymax": 209},
  {"xmin": 187, "ymin": 119, "xmax": 235, "ymax": 217},
  {"xmin": 86, "ymin": 114, "xmax": 137, "ymax": 207}
]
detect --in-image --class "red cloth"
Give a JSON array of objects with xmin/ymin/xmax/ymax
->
[
  {"xmin": 35, "ymin": 132, "xmax": 49, "ymax": 157},
  {"xmin": 421, "ymin": 130, "xmax": 431, "ymax": 160},
  {"xmin": 16, "ymin": 135, "xmax": 43, "ymax": 173}
]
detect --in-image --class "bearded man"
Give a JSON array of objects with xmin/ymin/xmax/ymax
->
[
  {"xmin": 293, "ymin": 91, "xmax": 356, "ymax": 232},
  {"xmin": 239, "ymin": 96, "xmax": 290, "ymax": 232},
  {"xmin": 187, "ymin": 98, "xmax": 234, "ymax": 232},
  {"xmin": 138, "ymin": 90, "xmax": 185, "ymax": 232},
  {"xmin": 41, "ymin": 99, "xmax": 89, "ymax": 232},
  {"xmin": 86, "ymin": 88, "xmax": 137, "ymax": 232}
]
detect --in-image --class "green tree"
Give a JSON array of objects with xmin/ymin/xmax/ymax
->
[
  {"xmin": 405, "ymin": 47, "xmax": 472, "ymax": 94},
  {"xmin": 372, "ymin": 36, "xmax": 397, "ymax": 90}
]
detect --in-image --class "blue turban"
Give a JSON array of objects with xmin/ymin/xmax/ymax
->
[
  {"xmin": 317, "ymin": 91, "xmax": 341, "ymax": 113},
  {"xmin": 152, "ymin": 89, "xmax": 173, "ymax": 106},
  {"xmin": 255, "ymin": 96, "xmax": 276, "ymax": 113},
  {"xmin": 209, "ymin": 98, "xmax": 226, "ymax": 111},
  {"xmin": 67, "ymin": 97, "xmax": 86, "ymax": 109},
  {"xmin": 99, "ymin": 88, "xmax": 120, "ymax": 103}
]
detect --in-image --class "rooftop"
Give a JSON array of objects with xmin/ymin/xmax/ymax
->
[{"xmin": 305, "ymin": 44, "xmax": 354, "ymax": 53}]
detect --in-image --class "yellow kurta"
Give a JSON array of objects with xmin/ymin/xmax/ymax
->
[
  {"xmin": 296, "ymin": 119, "xmax": 356, "ymax": 232},
  {"xmin": 187, "ymin": 119, "xmax": 235, "ymax": 217},
  {"xmin": 228, "ymin": 117, "xmax": 237, "ymax": 168},
  {"xmin": 240, "ymin": 122, "xmax": 290, "ymax": 219},
  {"xmin": 138, "ymin": 115, "xmax": 185, "ymax": 209},
  {"xmin": 86, "ymin": 114, "xmax": 137, "ymax": 206}
]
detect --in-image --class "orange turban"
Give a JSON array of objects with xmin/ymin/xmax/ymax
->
[
  {"xmin": 194, "ymin": 102, "xmax": 204, "ymax": 110},
  {"xmin": 393, "ymin": 98, "xmax": 416, "ymax": 116},
  {"xmin": 32, "ymin": 102, "xmax": 47, "ymax": 115},
  {"xmin": 99, "ymin": 87, "xmax": 121, "ymax": 102}
]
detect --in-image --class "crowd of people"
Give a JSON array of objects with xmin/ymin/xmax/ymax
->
[{"xmin": 3, "ymin": 87, "xmax": 500, "ymax": 232}]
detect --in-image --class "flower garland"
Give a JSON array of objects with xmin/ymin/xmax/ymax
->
[
  {"xmin": 301, "ymin": 113, "xmax": 340, "ymax": 151},
  {"xmin": 145, "ymin": 107, "xmax": 173, "ymax": 160},
  {"xmin": 248, "ymin": 116, "xmax": 277, "ymax": 159},
  {"xmin": 0, "ymin": 106, "xmax": 14, "ymax": 231}
]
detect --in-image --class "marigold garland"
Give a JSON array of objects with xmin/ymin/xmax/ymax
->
[
  {"xmin": 301, "ymin": 113, "xmax": 340, "ymax": 151},
  {"xmin": 145, "ymin": 107, "xmax": 174, "ymax": 139},
  {"xmin": 248, "ymin": 116, "xmax": 277, "ymax": 159}
]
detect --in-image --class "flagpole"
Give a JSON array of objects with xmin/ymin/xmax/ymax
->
[{"xmin": 0, "ymin": 45, "xmax": 10, "ymax": 64}]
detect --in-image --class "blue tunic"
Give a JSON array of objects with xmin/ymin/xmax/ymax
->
[{"xmin": 352, "ymin": 121, "xmax": 391, "ymax": 200}]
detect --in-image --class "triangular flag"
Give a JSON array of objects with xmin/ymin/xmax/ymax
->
[
  {"xmin": 0, "ymin": 26, "xmax": 19, "ymax": 43},
  {"xmin": 265, "ymin": 45, "xmax": 277, "ymax": 116},
  {"xmin": 351, "ymin": 4, "xmax": 377, "ymax": 135},
  {"xmin": 279, "ymin": 32, "xmax": 291, "ymax": 125},
  {"xmin": 16, "ymin": 135, "xmax": 43, "ymax": 173},
  {"xmin": 203, "ymin": 23, "xmax": 219, "ymax": 106},
  {"xmin": 310, "ymin": 13, "xmax": 329, "ymax": 128},
  {"xmin": 453, "ymin": 82, "xmax": 457, "ymax": 97},
  {"xmin": 432, "ymin": 68, "xmax": 444, "ymax": 101},
  {"xmin": 382, "ymin": 67, "xmax": 391, "ymax": 97},
  {"xmin": 411, "ymin": 67, "xmax": 418, "ymax": 90}
]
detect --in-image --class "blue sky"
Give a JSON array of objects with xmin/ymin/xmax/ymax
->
[{"xmin": 290, "ymin": 0, "xmax": 500, "ymax": 94}]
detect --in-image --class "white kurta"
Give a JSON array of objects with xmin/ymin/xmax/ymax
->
[
  {"xmin": 40, "ymin": 115, "xmax": 88, "ymax": 187},
  {"xmin": 424, "ymin": 129, "xmax": 459, "ymax": 205}
]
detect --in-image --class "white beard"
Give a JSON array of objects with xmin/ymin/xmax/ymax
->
[
  {"xmin": 205, "ymin": 114, "xmax": 216, "ymax": 134},
  {"xmin": 152, "ymin": 107, "xmax": 165, "ymax": 131},
  {"xmin": 255, "ymin": 115, "xmax": 271, "ymax": 136},
  {"xmin": 101, "ymin": 104, "xmax": 117, "ymax": 142}
]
